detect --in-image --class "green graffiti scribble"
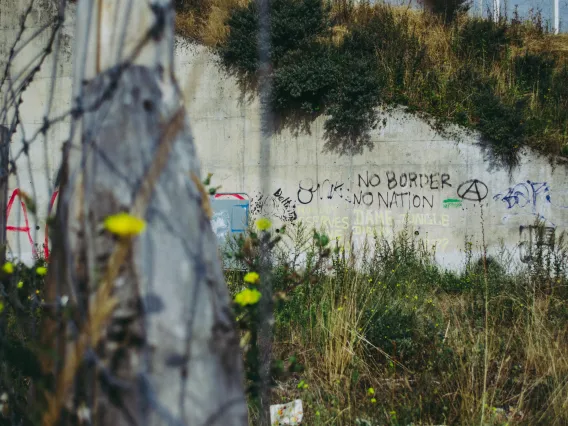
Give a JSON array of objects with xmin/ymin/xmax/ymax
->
[{"xmin": 443, "ymin": 198, "xmax": 462, "ymax": 208}]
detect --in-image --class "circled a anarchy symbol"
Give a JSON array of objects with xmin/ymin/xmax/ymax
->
[{"xmin": 457, "ymin": 179, "xmax": 488, "ymax": 202}]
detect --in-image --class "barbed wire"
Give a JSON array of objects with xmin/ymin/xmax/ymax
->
[{"xmin": 0, "ymin": 0, "xmax": 250, "ymax": 424}]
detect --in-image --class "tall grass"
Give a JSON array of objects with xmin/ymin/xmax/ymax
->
[{"xmin": 226, "ymin": 221, "xmax": 568, "ymax": 425}]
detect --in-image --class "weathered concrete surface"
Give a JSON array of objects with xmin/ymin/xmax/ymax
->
[
  {"xmin": 1, "ymin": 2, "xmax": 568, "ymax": 269},
  {"xmin": 176, "ymin": 41, "xmax": 568, "ymax": 269}
]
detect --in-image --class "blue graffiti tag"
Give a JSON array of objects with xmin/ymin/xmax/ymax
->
[{"xmin": 493, "ymin": 180, "xmax": 568, "ymax": 227}]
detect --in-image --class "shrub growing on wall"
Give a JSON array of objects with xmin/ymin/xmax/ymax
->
[{"xmin": 217, "ymin": 0, "xmax": 568, "ymax": 165}]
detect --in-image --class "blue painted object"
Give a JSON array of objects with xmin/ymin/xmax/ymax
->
[{"xmin": 210, "ymin": 194, "xmax": 250, "ymax": 268}]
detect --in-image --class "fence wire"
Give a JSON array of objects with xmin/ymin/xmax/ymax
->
[{"xmin": 0, "ymin": 0, "xmax": 253, "ymax": 425}]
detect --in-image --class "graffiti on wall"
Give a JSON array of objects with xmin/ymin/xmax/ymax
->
[
  {"xmin": 6, "ymin": 188, "xmax": 59, "ymax": 260},
  {"xmin": 7, "ymin": 175, "xmax": 566, "ymax": 263},
  {"xmin": 493, "ymin": 180, "xmax": 568, "ymax": 227},
  {"xmin": 297, "ymin": 171, "xmax": 452, "ymax": 208},
  {"xmin": 442, "ymin": 198, "xmax": 462, "ymax": 208},
  {"xmin": 457, "ymin": 179, "xmax": 489, "ymax": 202},
  {"xmin": 251, "ymin": 188, "xmax": 297, "ymax": 222},
  {"xmin": 7, "ymin": 190, "xmax": 250, "ymax": 261},
  {"xmin": 296, "ymin": 205, "xmax": 451, "ymax": 247}
]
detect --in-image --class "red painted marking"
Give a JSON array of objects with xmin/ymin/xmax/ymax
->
[
  {"xmin": 214, "ymin": 193, "xmax": 245, "ymax": 200},
  {"xmin": 6, "ymin": 188, "xmax": 59, "ymax": 261},
  {"xmin": 6, "ymin": 188, "xmax": 36, "ymax": 258},
  {"xmin": 7, "ymin": 188, "xmax": 244, "ymax": 260}
]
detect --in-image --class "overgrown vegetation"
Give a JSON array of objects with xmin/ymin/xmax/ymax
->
[
  {"xmin": 1, "ymin": 184, "xmax": 568, "ymax": 425},
  {"xmin": 225, "ymin": 219, "xmax": 568, "ymax": 425},
  {"xmin": 175, "ymin": 0, "xmax": 568, "ymax": 166},
  {"xmin": 0, "ymin": 260, "xmax": 49, "ymax": 425}
]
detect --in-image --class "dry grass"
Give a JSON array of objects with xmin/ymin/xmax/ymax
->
[
  {"xmin": 176, "ymin": 0, "xmax": 567, "ymax": 59},
  {"xmin": 248, "ymin": 227, "xmax": 568, "ymax": 425},
  {"xmin": 175, "ymin": 0, "xmax": 247, "ymax": 45},
  {"xmin": 270, "ymin": 287, "xmax": 568, "ymax": 424},
  {"xmin": 438, "ymin": 296, "xmax": 565, "ymax": 423},
  {"xmin": 319, "ymin": 273, "xmax": 369, "ymax": 383},
  {"xmin": 175, "ymin": 11, "xmax": 201, "ymax": 40},
  {"xmin": 204, "ymin": 0, "xmax": 249, "ymax": 46},
  {"xmin": 523, "ymin": 32, "xmax": 568, "ymax": 55}
]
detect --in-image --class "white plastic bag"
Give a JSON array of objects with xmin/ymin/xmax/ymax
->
[{"xmin": 270, "ymin": 399, "xmax": 303, "ymax": 425}]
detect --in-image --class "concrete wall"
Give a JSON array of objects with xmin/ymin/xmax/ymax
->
[
  {"xmin": 0, "ymin": 0, "xmax": 74, "ymax": 263},
  {"xmin": 2, "ymin": 2, "xmax": 568, "ymax": 268}
]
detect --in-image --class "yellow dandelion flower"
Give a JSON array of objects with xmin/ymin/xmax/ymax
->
[
  {"xmin": 244, "ymin": 272, "xmax": 260, "ymax": 284},
  {"xmin": 103, "ymin": 212, "xmax": 146, "ymax": 237},
  {"xmin": 2, "ymin": 262, "xmax": 13, "ymax": 274},
  {"xmin": 36, "ymin": 266, "xmax": 47, "ymax": 276},
  {"xmin": 17, "ymin": 281, "xmax": 23, "ymax": 289},
  {"xmin": 255, "ymin": 217, "xmax": 271, "ymax": 231},
  {"xmin": 234, "ymin": 288, "xmax": 261, "ymax": 306},
  {"xmin": 371, "ymin": 398, "xmax": 376, "ymax": 403},
  {"xmin": 35, "ymin": 289, "xmax": 40, "ymax": 294}
]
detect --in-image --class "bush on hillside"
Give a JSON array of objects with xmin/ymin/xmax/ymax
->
[
  {"xmin": 428, "ymin": 0, "xmax": 471, "ymax": 24},
  {"xmin": 215, "ymin": 0, "xmax": 568, "ymax": 165},
  {"xmin": 454, "ymin": 19, "xmax": 511, "ymax": 61}
]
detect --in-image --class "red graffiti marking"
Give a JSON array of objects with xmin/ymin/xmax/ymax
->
[
  {"xmin": 6, "ymin": 189, "xmax": 36, "ymax": 257},
  {"xmin": 7, "ymin": 190, "xmax": 245, "ymax": 260},
  {"xmin": 6, "ymin": 188, "xmax": 59, "ymax": 260},
  {"xmin": 214, "ymin": 193, "xmax": 245, "ymax": 200}
]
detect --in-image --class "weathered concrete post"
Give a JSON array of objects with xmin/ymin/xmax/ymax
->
[{"xmin": 41, "ymin": 1, "xmax": 247, "ymax": 425}]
